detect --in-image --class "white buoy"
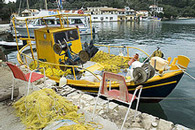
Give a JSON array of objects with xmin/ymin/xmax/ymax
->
[
  {"xmin": 131, "ymin": 61, "xmax": 143, "ymax": 69},
  {"xmin": 59, "ymin": 76, "xmax": 67, "ymax": 87}
]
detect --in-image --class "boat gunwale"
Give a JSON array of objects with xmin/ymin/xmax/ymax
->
[{"xmin": 17, "ymin": 43, "xmax": 184, "ymax": 89}]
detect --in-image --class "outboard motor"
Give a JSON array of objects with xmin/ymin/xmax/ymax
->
[
  {"xmin": 133, "ymin": 64, "xmax": 155, "ymax": 84},
  {"xmin": 79, "ymin": 40, "xmax": 99, "ymax": 63}
]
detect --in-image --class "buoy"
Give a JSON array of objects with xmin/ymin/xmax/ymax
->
[
  {"xmin": 128, "ymin": 53, "xmax": 139, "ymax": 67},
  {"xmin": 131, "ymin": 61, "xmax": 143, "ymax": 69},
  {"xmin": 59, "ymin": 76, "xmax": 67, "ymax": 87}
]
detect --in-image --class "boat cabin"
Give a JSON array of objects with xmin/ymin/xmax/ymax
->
[
  {"xmin": 32, "ymin": 17, "xmax": 88, "ymax": 27},
  {"xmin": 34, "ymin": 27, "xmax": 82, "ymax": 65}
]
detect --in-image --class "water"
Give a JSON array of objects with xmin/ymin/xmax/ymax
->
[
  {"xmin": 82, "ymin": 20, "xmax": 195, "ymax": 129},
  {"xmin": 2, "ymin": 19, "xmax": 195, "ymax": 128}
]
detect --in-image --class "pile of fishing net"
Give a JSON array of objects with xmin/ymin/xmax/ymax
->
[
  {"xmin": 90, "ymin": 51, "xmax": 129, "ymax": 73},
  {"xmin": 13, "ymin": 88, "xmax": 95, "ymax": 130},
  {"xmin": 29, "ymin": 61, "xmax": 72, "ymax": 78}
]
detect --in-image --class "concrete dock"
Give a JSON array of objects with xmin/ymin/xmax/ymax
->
[{"xmin": 0, "ymin": 62, "xmax": 191, "ymax": 130}]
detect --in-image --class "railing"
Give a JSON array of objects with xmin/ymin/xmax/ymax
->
[
  {"xmin": 12, "ymin": 13, "xmax": 94, "ymax": 53},
  {"xmin": 94, "ymin": 44, "xmax": 149, "ymax": 57},
  {"xmin": 18, "ymin": 49, "xmax": 101, "ymax": 82},
  {"xmin": 17, "ymin": 41, "xmax": 150, "ymax": 82}
]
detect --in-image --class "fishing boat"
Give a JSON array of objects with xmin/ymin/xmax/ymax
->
[
  {"xmin": 0, "ymin": 40, "xmax": 24, "ymax": 49},
  {"xmin": 12, "ymin": 13, "xmax": 190, "ymax": 103},
  {"xmin": 142, "ymin": 16, "xmax": 161, "ymax": 21},
  {"xmin": 11, "ymin": 10, "xmax": 97, "ymax": 39}
]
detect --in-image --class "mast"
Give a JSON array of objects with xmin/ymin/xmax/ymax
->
[
  {"xmin": 27, "ymin": 0, "xmax": 29, "ymax": 10},
  {"xmin": 45, "ymin": 0, "xmax": 48, "ymax": 10},
  {"xmin": 153, "ymin": 0, "xmax": 156, "ymax": 17},
  {"xmin": 18, "ymin": 0, "xmax": 22, "ymax": 15}
]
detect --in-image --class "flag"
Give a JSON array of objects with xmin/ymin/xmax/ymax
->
[{"xmin": 57, "ymin": 0, "xmax": 63, "ymax": 9}]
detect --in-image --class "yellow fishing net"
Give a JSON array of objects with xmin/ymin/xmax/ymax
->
[
  {"xmin": 57, "ymin": 124, "xmax": 95, "ymax": 130},
  {"xmin": 13, "ymin": 88, "xmax": 95, "ymax": 130},
  {"xmin": 90, "ymin": 51, "xmax": 129, "ymax": 73},
  {"xmin": 29, "ymin": 61, "xmax": 71, "ymax": 77}
]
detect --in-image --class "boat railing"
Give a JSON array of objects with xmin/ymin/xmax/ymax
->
[
  {"xmin": 94, "ymin": 44, "xmax": 149, "ymax": 57},
  {"xmin": 17, "ymin": 40, "xmax": 150, "ymax": 83},
  {"xmin": 12, "ymin": 13, "xmax": 94, "ymax": 55},
  {"xmin": 17, "ymin": 44, "xmax": 101, "ymax": 82}
]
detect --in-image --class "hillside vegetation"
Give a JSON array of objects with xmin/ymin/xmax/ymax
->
[{"xmin": 1, "ymin": 0, "xmax": 195, "ymax": 21}]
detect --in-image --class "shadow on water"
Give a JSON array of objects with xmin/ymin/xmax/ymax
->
[{"xmin": 138, "ymin": 103, "xmax": 167, "ymax": 120}]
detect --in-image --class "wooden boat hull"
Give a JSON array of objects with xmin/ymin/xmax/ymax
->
[
  {"xmin": 67, "ymin": 71, "xmax": 184, "ymax": 103},
  {"xmin": 13, "ymin": 13, "xmax": 190, "ymax": 104}
]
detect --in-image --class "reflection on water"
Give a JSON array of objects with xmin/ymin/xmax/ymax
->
[{"xmin": 3, "ymin": 19, "xmax": 195, "ymax": 128}]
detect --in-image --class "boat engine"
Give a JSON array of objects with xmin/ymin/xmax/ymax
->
[
  {"xmin": 53, "ymin": 40, "xmax": 69, "ymax": 55},
  {"xmin": 79, "ymin": 40, "xmax": 99, "ymax": 63},
  {"xmin": 133, "ymin": 64, "xmax": 155, "ymax": 84},
  {"xmin": 53, "ymin": 39, "xmax": 98, "ymax": 66}
]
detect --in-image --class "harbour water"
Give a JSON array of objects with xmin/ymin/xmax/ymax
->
[
  {"xmin": 88, "ymin": 19, "xmax": 195, "ymax": 129},
  {"xmin": 2, "ymin": 19, "xmax": 195, "ymax": 128}
]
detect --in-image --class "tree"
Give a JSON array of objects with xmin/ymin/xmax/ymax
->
[
  {"xmin": 0, "ymin": 1, "xmax": 17, "ymax": 21},
  {"xmin": 163, "ymin": 5, "xmax": 178, "ymax": 19}
]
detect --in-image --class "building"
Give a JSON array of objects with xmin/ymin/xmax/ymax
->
[
  {"xmin": 117, "ymin": 8, "xmax": 126, "ymax": 21},
  {"xmin": 86, "ymin": 7, "xmax": 106, "ymax": 15},
  {"xmin": 136, "ymin": 10, "xmax": 149, "ymax": 17},
  {"xmin": 87, "ymin": 7, "xmax": 119, "ymax": 22},
  {"xmin": 125, "ymin": 7, "xmax": 136, "ymax": 21},
  {"xmin": 100, "ymin": 7, "xmax": 118, "ymax": 15},
  {"xmin": 136, "ymin": 10, "xmax": 149, "ymax": 21},
  {"xmin": 149, "ymin": 5, "xmax": 164, "ymax": 14},
  {"xmin": 86, "ymin": 6, "xmax": 136, "ymax": 22},
  {"xmin": 92, "ymin": 14, "xmax": 118, "ymax": 22}
]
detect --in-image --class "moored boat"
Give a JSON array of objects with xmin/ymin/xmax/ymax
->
[
  {"xmin": 11, "ymin": 10, "xmax": 97, "ymax": 38},
  {"xmin": 12, "ymin": 13, "xmax": 190, "ymax": 103}
]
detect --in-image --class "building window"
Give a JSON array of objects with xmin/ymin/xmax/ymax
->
[
  {"xmin": 106, "ymin": 17, "xmax": 108, "ymax": 19},
  {"xmin": 93, "ymin": 17, "xmax": 98, "ymax": 19},
  {"xmin": 110, "ymin": 17, "xmax": 113, "ymax": 20}
]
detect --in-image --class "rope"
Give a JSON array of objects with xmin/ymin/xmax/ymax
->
[
  {"xmin": 141, "ymin": 97, "xmax": 195, "ymax": 100},
  {"xmin": 184, "ymin": 71, "xmax": 195, "ymax": 80},
  {"xmin": 176, "ymin": 64, "xmax": 195, "ymax": 80}
]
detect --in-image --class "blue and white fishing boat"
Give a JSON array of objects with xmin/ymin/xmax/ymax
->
[{"xmin": 11, "ymin": 10, "xmax": 97, "ymax": 38}]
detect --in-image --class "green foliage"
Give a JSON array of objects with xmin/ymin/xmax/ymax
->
[
  {"xmin": 163, "ymin": 5, "xmax": 178, "ymax": 18},
  {"xmin": 0, "ymin": 0, "xmax": 17, "ymax": 21},
  {"xmin": 182, "ymin": 6, "xmax": 195, "ymax": 17},
  {"xmin": 159, "ymin": 0, "xmax": 195, "ymax": 18},
  {"xmin": 0, "ymin": 0, "xmax": 195, "ymax": 22}
]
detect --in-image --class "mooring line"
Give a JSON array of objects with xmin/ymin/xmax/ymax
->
[{"xmin": 140, "ymin": 97, "xmax": 195, "ymax": 100}]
